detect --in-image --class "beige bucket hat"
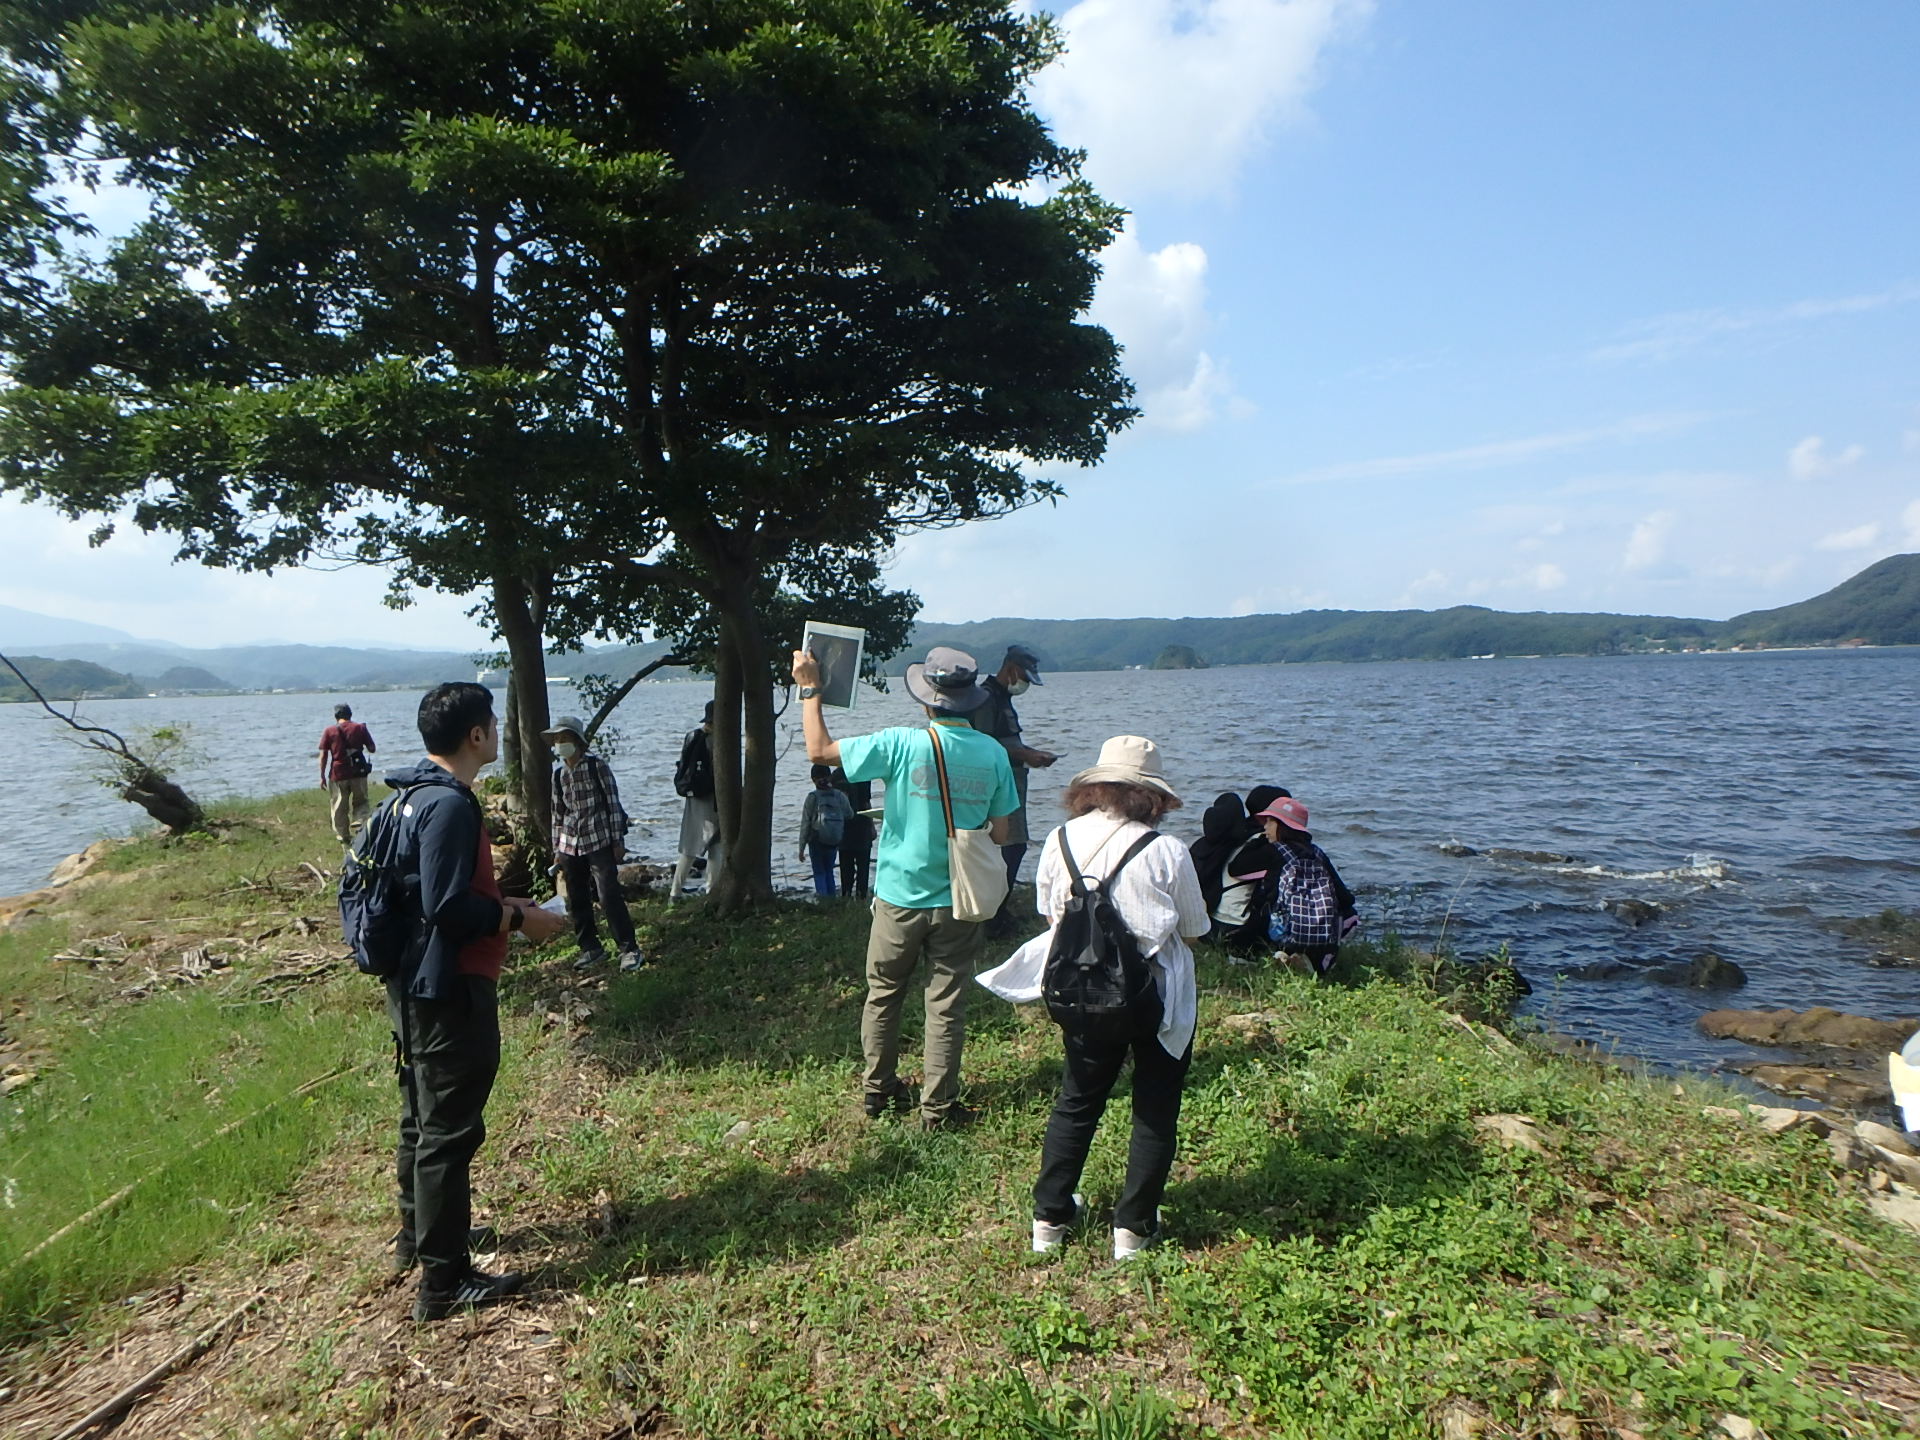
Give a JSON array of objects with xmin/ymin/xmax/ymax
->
[{"xmin": 1068, "ymin": 735, "xmax": 1179, "ymax": 801}]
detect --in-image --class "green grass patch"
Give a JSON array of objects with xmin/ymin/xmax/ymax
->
[{"xmin": 5, "ymin": 795, "xmax": 1918, "ymax": 1438}]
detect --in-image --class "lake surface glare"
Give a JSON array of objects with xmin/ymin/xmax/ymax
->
[{"xmin": 2, "ymin": 648, "xmax": 1915, "ymax": 1076}]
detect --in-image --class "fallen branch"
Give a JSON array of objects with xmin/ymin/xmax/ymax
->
[
  {"xmin": 2, "ymin": 1066, "xmax": 359, "ymax": 1276},
  {"xmin": 49, "ymin": 1291, "xmax": 263, "ymax": 1440},
  {"xmin": 1726, "ymin": 1196, "xmax": 1885, "ymax": 1277}
]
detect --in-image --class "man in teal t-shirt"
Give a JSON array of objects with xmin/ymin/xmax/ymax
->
[{"xmin": 794, "ymin": 644, "xmax": 1017, "ymax": 1130}]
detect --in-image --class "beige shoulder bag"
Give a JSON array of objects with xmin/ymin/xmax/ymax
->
[{"xmin": 928, "ymin": 725, "xmax": 1010, "ymax": 923}]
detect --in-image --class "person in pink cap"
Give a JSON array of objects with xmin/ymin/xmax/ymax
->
[{"xmin": 1252, "ymin": 796, "xmax": 1358, "ymax": 977}]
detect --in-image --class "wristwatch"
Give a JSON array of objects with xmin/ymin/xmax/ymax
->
[
  {"xmin": 798, "ymin": 685, "xmax": 820, "ymax": 700},
  {"xmin": 508, "ymin": 903, "xmax": 525, "ymax": 932}
]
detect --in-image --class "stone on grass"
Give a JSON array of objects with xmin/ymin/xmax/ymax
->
[
  {"xmin": 1218, "ymin": 1011, "xmax": 1284, "ymax": 1036},
  {"xmin": 1717, "ymin": 1417, "xmax": 1759, "ymax": 1440},
  {"xmin": 722, "ymin": 1119, "xmax": 753, "ymax": 1146},
  {"xmin": 1473, "ymin": 1114, "xmax": 1547, "ymax": 1155},
  {"xmin": 1867, "ymin": 1192, "xmax": 1920, "ymax": 1236},
  {"xmin": 1747, "ymin": 1104, "xmax": 1823, "ymax": 1135},
  {"xmin": 1855, "ymin": 1120, "xmax": 1915, "ymax": 1156}
]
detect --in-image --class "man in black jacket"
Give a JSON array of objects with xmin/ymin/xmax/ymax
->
[{"xmin": 387, "ymin": 682, "xmax": 565, "ymax": 1322}]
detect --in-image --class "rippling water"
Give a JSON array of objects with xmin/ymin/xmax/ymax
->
[{"xmin": 2, "ymin": 649, "xmax": 1915, "ymax": 1073}]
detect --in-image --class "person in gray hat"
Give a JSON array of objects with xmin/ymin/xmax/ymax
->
[
  {"xmin": 792, "ymin": 644, "xmax": 1018, "ymax": 1130},
  {"xmin": 542, "ymin": 715, "xmax": 642, "ymax": 972},
  {"xmin": 971, "ymin": 644, "xmax": 1058, "ymax": 938}
]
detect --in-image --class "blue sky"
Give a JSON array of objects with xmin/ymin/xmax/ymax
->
[{"xmin": 6, "ymin": 0, "xmax": 1917, "ymax": 648}]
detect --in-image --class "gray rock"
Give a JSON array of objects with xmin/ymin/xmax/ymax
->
[
  {"xmin": 1486, "ymin": 848, "xmax": 1574, "ymax": 865},
  {"xmin": 1687, "ymin": 953, "xmax": 1747, "ymax": 990},
  {"xmin": 1438, "ymin": 842, "xmax": 1478, "ymax": 858},
  {"xmin": 1605, "ymin": 898, "xmax": 1662, "ymax": 928},
  {"xmin": 1474, "ymin": 1113, "xmax": 1548, "ymax": 1155}
]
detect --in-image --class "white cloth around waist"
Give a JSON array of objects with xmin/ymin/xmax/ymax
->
[{"xmin": 976, "ymin": 812, "xmax": 1209, "ymax": 1057}]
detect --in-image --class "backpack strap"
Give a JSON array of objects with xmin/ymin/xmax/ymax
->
[{"xmin": 1058, "ymin": 827, "xmax": 1158, "ymax": 897}]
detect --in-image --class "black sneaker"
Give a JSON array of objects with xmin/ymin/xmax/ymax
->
[
  {"xmin": 392, "ymin": 1225, "xmax": 499, "ymax": 1274},
  {"xmin": 922, "ymin": 1103, "xmax": 978, "ymax": 1133},
  {"xmin": 413, "ymin": 1266, "xmax": 524, "ymax": 1322},
  {"xmin": 862, "ymin": 1080, "xmax": 914, "ymax": 1120}
]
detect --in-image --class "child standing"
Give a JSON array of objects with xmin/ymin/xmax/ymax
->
[
  {"xmin": 1250, "ymin": 796, "xmax": 1358, "ymax": 977},
  {"xmin": 798, "ymin": 763, "xmax": 855, "ymax": 897}
]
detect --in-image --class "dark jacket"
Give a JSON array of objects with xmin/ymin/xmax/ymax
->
[{"xmin": 385, "ymin": 759, "xmax": 503, "ymax": 1000}]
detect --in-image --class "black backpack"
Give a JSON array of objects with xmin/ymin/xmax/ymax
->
[
  {"xmin": 1042, "ymin": 830, "xmax": 1164, "ymax": 1042},
  {"xmin": 339, "ymin": 785, "xmax": 429, "ymax": 978},
  {"xmin": 674, "ymin": 728, "xmax": 715, "ymax": 799}
]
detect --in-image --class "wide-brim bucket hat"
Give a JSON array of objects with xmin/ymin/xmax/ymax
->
[
  {"xmin": 904, "ymin": 646, "xmax": 990, "ymax": 713},
  {"xmin": 1068, "ymin": 735, "xmax": 1179, "ymax": 802},
  {"xmin": 1254, "ymin": 796, "xmax": 1311, "ymax": 833},
  {"xmin": 540, "ymin": 714, "xmax": 588, "ymax": 741}
]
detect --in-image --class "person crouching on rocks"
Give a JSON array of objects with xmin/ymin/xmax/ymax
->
[
  {"xmin": 1252, "ymin": 796, "xmax": 1358, "ymax": 977},
  {"xmin": 977, "ymin": 736, "xmax": 1210, "ymax": 1261}
]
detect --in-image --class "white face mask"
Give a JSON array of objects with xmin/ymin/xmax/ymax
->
[
  {"xmin": 1006, "ymin": 679, "xmax": 1031, "ymax": 697},
  {"xmin": 554, "ymin": 741, "xmax": 580, "ymax": 760}
]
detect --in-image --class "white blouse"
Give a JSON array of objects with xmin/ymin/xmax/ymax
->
[{"xmin": 976, "ymin": 811, "xmax": 1210, "ymax": 1057}]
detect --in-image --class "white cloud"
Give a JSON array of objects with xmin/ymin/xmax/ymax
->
[
  {"xmin": 1623, "ymin": 510, "xmax": 1675, "ymax": 572},
  {"xmin": 1904, "ymin": 500, "xmax": 1920, "ymax": 548},
  {"xmin": 1788, "ymin": 435, "xmax": 1866, "ymax": 480},
  {"xmin": 1527, "ymin": 563, "xmax": 1567, "ymax": 592},
  {"xmin": 1593, "ymin": 281, "xmax": 1920, "ymax": 364},
  {"xmin": 1034, "ymin": 0, "xmax": 1372, "ymax": 202},
  {"xmin": 1815, "ymin": 522, "xmax": 1881, "ymax": 551},
  {"xmin": 1273, "ymin": 413, "xmax": 1708, "ymax": 488},
  {"xmin": 1092, "ymin": 227, "xmax": 1241, "ymax": 429}
]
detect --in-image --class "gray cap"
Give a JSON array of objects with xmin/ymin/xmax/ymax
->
[
  {"xmin": 904, "ymin": 646, "xmax": 989, "ymax": 713},
  {"xmin": 540, "ymin": 714, "xmax": 588, "ymax": 741},
  {"xmin": 1004, "ymin": 644, "xmax": 1044, "ymax": 685}
]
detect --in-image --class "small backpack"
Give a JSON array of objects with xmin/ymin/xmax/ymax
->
[
  {"xmin": 1042, "ymin": 830, "xmax": 1164, "ymax": 1042},
  {"xmin": 674, "ymin": 728, "xmax": 715, "ymax": 799},
  {"xmin": 809, "ymin": 790, "xmax": 850, "ymax": 846},
  {"xmin": 339, "ymin": 785, "xmax": 429, "ymax": 978}
]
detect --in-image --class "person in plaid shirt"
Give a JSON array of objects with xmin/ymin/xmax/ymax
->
[
  {"xmin": 1251, "ymin": 796, "xmax": 1357, "ymax": 978},
  {"xmin": 542, "ymin": 716, "xmax": 643, "ymax": 972}
]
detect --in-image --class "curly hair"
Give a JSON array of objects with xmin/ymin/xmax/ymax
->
[{"xmin": 1062, "ymin": 780, "xmax": 1180, "ymax": 825}]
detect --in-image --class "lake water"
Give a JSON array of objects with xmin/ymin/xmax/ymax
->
[{"xmin": 2, "ymin": 650, "xmax": 1916, "ymax": 1076}]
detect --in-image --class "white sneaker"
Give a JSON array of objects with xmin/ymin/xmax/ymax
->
[
  {"xmin": 1113, "ymin": 1210, "xmax": 1163, "ymax": 1261},
  {"xmin": 1030, "ymin": 1193, "xmax": 1084, "ymax": 1254}
]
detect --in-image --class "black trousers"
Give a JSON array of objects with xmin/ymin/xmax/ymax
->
[
  {"xmin": 839, "ymin": 840, "xmax": 872, "ymax": 900},
  {"xmin": 388, "ymin": 975, "xmax": 501, "ymax": 1291},
  {"xmin": 559, "ymin": 844, "xmax": 636, "ymax": 955},
  {"xmin": 1033, "ymin": 1025, "xmax": 1193, "ymax": 1235}
]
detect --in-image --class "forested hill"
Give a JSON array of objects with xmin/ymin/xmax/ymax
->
[{"xmin": 903, "ymin": 553, "xmax": 1920, "ymax": 671}]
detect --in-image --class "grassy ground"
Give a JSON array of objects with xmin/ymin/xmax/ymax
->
[{"xmin": 0, "ymin": 793, "xmax": 1916, "ymax": 1439}]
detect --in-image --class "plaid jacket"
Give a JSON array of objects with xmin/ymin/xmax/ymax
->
[{"xmin": 552, "ymin": 754, "xmax": 626, "ymax": 858}]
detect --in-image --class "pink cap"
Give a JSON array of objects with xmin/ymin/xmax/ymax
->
[{"xmin": 1255, "ymin": 796, "xmax": 1311, "ymax": 833}]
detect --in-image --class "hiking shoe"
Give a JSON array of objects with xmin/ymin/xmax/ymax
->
[
  {"xmin": 413, "ymin": 1266, "xmax": 524, "ymax": 1322},
  {"xmin": 392, "ymin": 1225, "xmax": 499, "ymax": 1274},
  {"xmin": 1031, "ymin": 1193, "xmax": 1085, "ymax": 1254},
  {"xmin": 922, "ymin": 1103, "xmax": 978, "ymax": 1133},
  {"xmin": 572, "ymin": 949, "xmax": 607, "ymax": 971},
  {"xmin": 862, "ymin": 1080, "xmax": 914, "ymax": 1120},
  {"xmin": 617, "ymin": 949, "xmax": 646, "ymax": 972},
  {"xmin": 1113, "ymin": 1210, "xmax": 1165, "ymax": 1261}
]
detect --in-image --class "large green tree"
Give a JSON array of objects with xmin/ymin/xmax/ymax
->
[{"xmin": 0, "ymin": 0, "xmax": 1134, "ymax": 908}]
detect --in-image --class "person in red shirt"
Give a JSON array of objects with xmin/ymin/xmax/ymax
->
[{"xmin": 317, "ymin": 703, "xmax": 377, "ymax": 844}]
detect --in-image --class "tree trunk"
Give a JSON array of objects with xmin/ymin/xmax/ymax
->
[
  {"xmin": 123, "ymin": 767, "xmax": 205, "ymax": 835},
  {"xmin": 492, "ymin": 572, "xmax": 553, "ymax": 873},
  {"xmin": 707, "ymin": 593, "xmax": 775, "ymax": 913}
]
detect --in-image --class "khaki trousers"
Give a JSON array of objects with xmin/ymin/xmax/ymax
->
[
  {"xmin": 861, "ymin": 899, "xmax": 984, "ymax": 1121},
  {"xmin": 329, "ymin": 775, "xmax": 370, "ymax": 842}
]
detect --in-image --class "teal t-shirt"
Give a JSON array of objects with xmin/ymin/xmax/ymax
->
[{"xmin": 837, "ymin": 720, "xmax": 1019, "ymax": 910}]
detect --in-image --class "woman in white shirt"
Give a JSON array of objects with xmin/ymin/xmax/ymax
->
[{"xmin": 978, "ymin": 735, "xmax": 1210, "ymax": 1260}]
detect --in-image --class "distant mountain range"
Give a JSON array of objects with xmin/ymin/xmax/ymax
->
[
  {"xmin": 901, "ymin": 554, "xmax": 1920, "ymax": 672},
  {"xmin": 2, "ymin": 555, "xmax": 1914, "ymax": 698}
]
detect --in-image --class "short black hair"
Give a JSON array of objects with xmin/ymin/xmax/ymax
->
[
  {"xmin": 703, "ymin": 699, "xmax": 715, "ymax": 724},
  {"xmin": 418, "ymin": 682, "xmax": 495, "ymax": 755},
  {"xmin": 333, "ymin": 703, "xmax": 352, "ymax": 720},
  {"xmin": 810, "ymin": 763, "xmax": 832, "ymax": 782}
]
